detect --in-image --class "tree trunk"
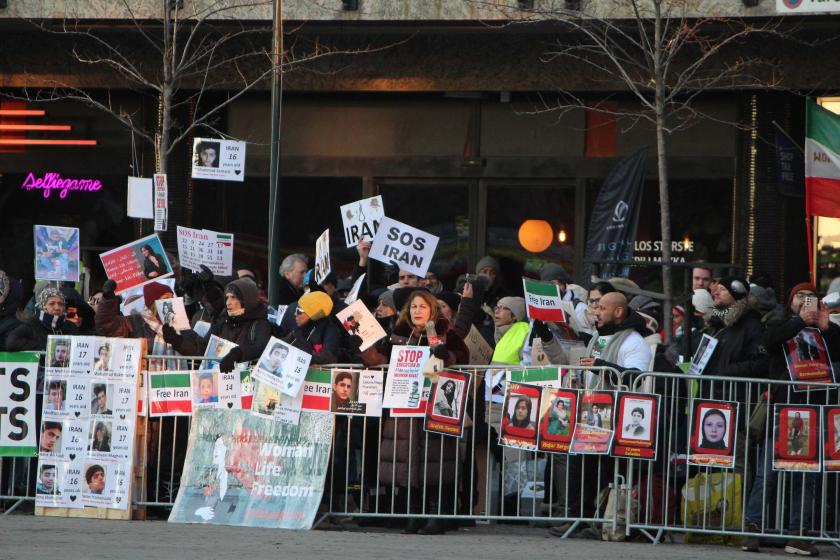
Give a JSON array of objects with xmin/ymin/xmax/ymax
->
[{"xmin": 158, "ymin": 85, "xmax": 173, "ymax": 174}]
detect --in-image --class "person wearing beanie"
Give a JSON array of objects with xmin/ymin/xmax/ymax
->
[
  {"xmin": 164, "ymin": 278, "xmax": 272, "ymax": 373},
  {"xmin": 742, "ymin": 280, "xmax": 838, "ymax": 555},
  {"xmin": 540, "ymin": 263, "xmax": 574, "ymax": 301},
  {"xmin": 283, "ymin": 290, "xmax": 340, "ymax": 364},
  {"xmin": 7, "ymin": 282, "xmax": 80, "ymax": 354},
  {"xmin": 692, "ymin": 288, "xmax": 715, "ymax": 319},
  {"xmin": 95, "ymin": 279, "xmax": 176, "ymax": 352},
  {"xmin": 436, "ymin": 291, "xmax": 461, "ymax": 323},
  {"xmin": 474, "ymin": 255, "xmax": 511, "ymax": 342}
]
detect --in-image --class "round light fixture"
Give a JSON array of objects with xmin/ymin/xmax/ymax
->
[{"xmin": 518, "ymin": 220, "xmax": 553, "ymax": 253}]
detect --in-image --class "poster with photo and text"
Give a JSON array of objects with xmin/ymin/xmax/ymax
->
[
  {"xmin": 772, "ymin": 404, "xmax": 821, "ymax": 472},
  {"xmin": 688, "ymin": 399, "xmax": 738, "ymax": 469},
  {"xmin": 611, "ymin": 392, "xmax": 660, "ymax": 460},
  {"xmin": 425, "ymin": 370, "xmax": 471, "ymax": 438}
]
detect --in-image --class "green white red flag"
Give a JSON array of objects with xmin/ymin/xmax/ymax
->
[
  {"xmin": 522, "ymin": 278, "xmax": 567, "ymax": 322},
  {"xmin": 806, "ymin": 98, "xmax": 840, "ymax": 218}
]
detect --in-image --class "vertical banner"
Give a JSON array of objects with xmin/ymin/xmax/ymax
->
[
  {"xmin": 314, "ymin": 229, "xmax": 331, "ymax": 286},
  {"xmin": 169, "ymin": 409, "xmax": 332, "ymax": 528},
  {"xmin": 499, "ymin": 382, "xmax": 541, "ymax": 450},
  {"xmin": 34, "ymin": 225, "xmax": 80, "ymax": 282},
  {"xmin": 522, "ymin": 278, "xmax": 566, "ymax": 322},
  {"xmin": 688, "ymin": 399, "xmax": 739, "ymax": 469},
  {"xmin": 0, "ymin": 352, "xmax": 40, "ymax": 457},
  {"xmin": 424, "ymin": 370, "xmax": 471, "ymax": 438},
  {"xmin": 772, "ymin": 404, "xmax": 821, "ymax": 472},
  {"xmin": 340, "ymin": 195, "xmax": 385, "ymax": 248},
  {"xmin": 611, "ymin": 392, "xmax": 660, "ymax": 460},
  {"xmin": 153, "ymin": 173, "xmax": 168, "ymax": 232},
  {"xmin": 582, "ymin": 147, "xmax": 647, "ymax": 279},
  {"xmin": 569, "ymin": 390, "xmax": 615, "ymax": 454},
  {"xmin": 537, "ymin": 387, "xmax": 578, "ymax": 453}
]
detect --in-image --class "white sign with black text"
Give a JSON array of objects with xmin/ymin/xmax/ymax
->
[
  {"xmin": 369, "ymin": 217, "xmax": 439, "ymax": 278},
  {"xmin": 191, "ymin": 137, "xmax": 246, "ymax": 182}
]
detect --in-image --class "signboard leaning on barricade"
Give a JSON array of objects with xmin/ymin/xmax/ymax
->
[{"xmin": 0, "ymin": 352, "xmax": 39, "ymax": 457}]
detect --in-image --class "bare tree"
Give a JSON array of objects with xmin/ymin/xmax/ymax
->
[{"xmin": 472, "ymin": 0, "xmax": 784, "ymax": 342}]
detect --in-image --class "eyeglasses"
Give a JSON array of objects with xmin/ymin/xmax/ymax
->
[
  {"xmin": 294, "ymin": 307, "xmax": 305, "ymax": 315},
  {"xmin": 588, "ymin": 298, "xmax": 601, "ymax": 308},
  {"xmin": 795, "ymin": 292, "xmax": 817, "ymax": 300},
  {"xmin": 493, "ymin": 305, "xmax": 511, "ymax": 313}
]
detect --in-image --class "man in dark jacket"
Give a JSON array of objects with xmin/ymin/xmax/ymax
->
[
  {"xmin": 742, "ymin": 282, "xmax": 834, "ymax": 556},
  {"xmin": 703, "ymin": 276, "xmax": 767, "ymax": 377}
]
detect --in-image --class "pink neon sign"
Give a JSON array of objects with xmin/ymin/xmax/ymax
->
[{"xmin": 21, "ymin": 172, "xmax": 103, "ymax": 199}]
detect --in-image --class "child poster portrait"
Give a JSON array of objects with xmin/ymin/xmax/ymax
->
[
  {"xmin": 612, "ymin": 392, "xmax": 660, "ymax": 460},
  {"xmin": 192, "ymin": 370, "xmax": 220, "ymax": 407},
  {"xmin": 773, "ymin": 405, "xmax": 821, "ymax": 472},
  {"xmin": 688, "ymin": 400, "xmax": 738, "ymax": 469},
  {"xmin": 499, "ymin": 382, "xmax": 541, "ymax": 451},
  {"xmin": 537, "ymin": 387, "xmax": 578, "ymax": 453}
]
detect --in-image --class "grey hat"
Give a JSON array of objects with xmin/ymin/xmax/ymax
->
[
  {"xmin": 378, "ymin": 289, "xmax": 395, "ymax": 311},
  {"xmin": 540, "ymin": 263, "xmax": 570, "ymax": 284},
  {"xmin": 475, "ymin": 255, "xmax": 501, "ymax": 275}
]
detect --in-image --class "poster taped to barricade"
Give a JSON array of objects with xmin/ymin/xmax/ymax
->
[
  {"xmin": 464, "ymin": 325, "xmax": 493, "ymax": 365},
  {"xmin": 569, "ymin": 390, "xmax": 615, "ymax": 454},
  {"xmin": 149, "ymin": 367, "xmax": 252, "ymax": 417},
  {"xmin": 784, "ymin": 327, "xmax": 836, "ymax": 391},
  {"xmin": 253, "ymin": 337, "xmax": 311, "ymax": 397},
  {"xmin": 537, "ymin": 387, "xmax": 577, "ymax": 453},
  {"xmin": 522, "ymin": 278, "xmax": 566, "ymax": 322},
  {"xmin": 612, "ymin": 392, "xmax": 660, "ymax": 460},
  {"xmin": 176, "ymin": 226, "xmax": 235, "ymax": 277},
  {"xmin": 191, "ymin": 137, "xmax": 246, "ymax": 182},
  {"xmin": 156, "ymin": 297, "xmax": 190, "ymax": 332},
  {"xmin": 335, "ymin": 300, "xmax": 386, "ymax": 352},
  {"xmin": 0, "ymin": 352, "xmax": 39, "ymax": 456},
  {"xmin": 425, "ymin": 370, "xmax": 470, "ymax": 438},
  {"xmin": 391, "ymin": 377, "xmax": 432, "ymax": 418},
  {"xmin": 383, "ymin": 345, "xmax": 430, "ymax": 409},
  {"xmin": 169, "ymin": 408, "xmax": 332, "ymax": 528},
  {"xmin": 314, "ymin": 229, "xmax": 331, "ymax": 285},
  {"xmin": 688, "ymin": 399, "xmax": 739, "ymax": 469},
  {"xmin": 300, "ymin": 369, "xmax": 331, "ymax": 412},
  {"xmin": 369, "ymin": 217, "xmax": 439, "ymax": 278},
  {"xmin": 148, "ymin": 371, "xmax": 193, "ymax": 416},
  {"xmin": 331, "ymin": 369, "xmax": 384, "ymax": 417},
  {"xmin": 824, "ymin": 406, "xmax": 840, "ymax": 471},
  {"xmin": 772, "ymin": 404, "xmax": 821, "ymax": 472},
  {"xmin": 499, "ymin": 382, "xmax": 541, "ymax": 451},
  {"xmin": 201, "ymin": 335, "xmax": 238, "ymax": 371},
  {"xmin": 251, "ymin": 382, "xmax": 304, "ymax": 426},
  {"xmin": 688, "ymin": 333, "xmax": 718, "ymax": 376},
  {"xmin": 341, "ymin": 195, "xmax": 384, "ymax": 248},
  {"xmin": 34, "ymin": 225, "xmax": 80, "ymax": 282},
  {"xmin": 99, "ymin": 234, "xmax": 173, "ymax": 294},
  {"xmin": 37, "ymin": 336, "xmax": 141, "ymax": 510},
  {"xmin": 508, "ymin": 367, "xmax": 563, "ymax": 388}
]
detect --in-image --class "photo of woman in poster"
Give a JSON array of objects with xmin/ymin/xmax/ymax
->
[
  {"xmin": 505, "ymin": 397, "xmax": 536, "ymax": 433},
  {"xmin": 140, "ymin": 244, "xmax": 167, "ymax": 279},
  {"xmin": 433, "ymin": 379, "xmax": 460, "ymax": 419},
  {"xmin": 544, "ymin": 396, "xmax": 571, "ymax": 437},
  {"xmin": 194, "ymin": 437, "xmax": 236, "ymax": 522},
  {"xmin": 787, "ymin": 410, "xmax": 809, "ymax": 456},
  {"xmin": 699, "ymin": 408, "xmax": 729, "ymax": 450},
  {"xmin": 89, "ymin": 421, "xmax": 112, "ymax": 453}
]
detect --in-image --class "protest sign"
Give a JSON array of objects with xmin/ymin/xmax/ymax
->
[
  {"xmin": 390, "ymin": 377, "xmax": 432, "ymax": 418},
  {"xmin": 100, "ymin": 234, "xmax": 173, "ymax": 294},
  {"xmin": 688, "ymin": 399, "xmax": 739, "ymax": 469},
  {"xmin": 537, "ymin": 387, "xmax": 578, "ymax": 453},
  {"xmin": 34, "ymin": 225, "xmax": 80, "ymax": 282},
  {"xmin": 251, "ymin": 381, "xmax": 305, "ymax": 425},
  {"xmin": 612, "ymin": 392, "xmax": 660, "ymax": 460},
  {"xmin": 569, "ymin": 391, "xmax": 615, "ymax": 455},
  {"xmin": 201, "ymin": 335, "xmax": 239, "ymax": 371},
  {"xmin": 191, "ymin": 137, "xmax": 246, "ymax": 182},
  {"xmin": 177, "ymin": 226, "xmax": 235, "ymax": 276},
  {"xmin": 369, "ymin": 217, "xmax": 439, "ymax": 278},
  {"xmin": 314, "ymin": 229, "xmax": 331, "ymax": 285},
  {"xmin": 0, "ymin": 352, "xmax": 39, "ymax": 456},
  {"xmin": 37, "ymin": 336, "xmax": 141, "ymax": 510},
  {"xmin": 772, "ymin": 404, "xmax": 821, "ymax": 472},
  {"xmin": 149, "ymin": 367, "xmax": 252, "ymax": 417},
  {"xmin": 688, "ymin": 334, "xmax": 718, "ymax": 376},
  {"xmin": 127, "ymin": 176, "xmax": 153, "ymax": 219},
  {"xmin": 343, "ymin": 273, "xmax": 365, "ymax": 305},
  {"xmin": 499, "ymin": 382, "xmax": 541, "ymax": 450},
  {"xmin": 120, "ymin": 278, "xmax": 176, "ymax": 316},
  {"xmin": 148, "ymin": 371, "xmax": 193, "ymax": 416},
  {"xmin": 253, "ymin": 337, "xmax": 312, "ymax": 397},
  {"xmin": 335, "ymin": 300, "xmax": 386, "ymax": 352},
  {"xmin": 340, "ymin": 195, "xmax": 385, "ymax": 248},
  {"xmin": 383, "ymin": 345, "xmax": 430, "ymax": 409},
  {"xmin": 425, "ymin": 370, "xmax": 470, "ymax": 438},
  {"xmin": 784, "ymin": 327, "xmax": 836, "ymax": 390},
  {"xmin": 330, "ymin": 369, "xmax": 384, "ymax": 417},
  {"xmin": 153, "ymin": 173, "xmax": 168, "ymax": 232},
  {"xmin": 522, "ymin": 278, "xmax": 566, "ymax": 322},
  {"xmin": 464, "ymin": 325, "xmax": 493, "ymax": 366},
  {"xmin": 156, "ymin": 297, "xmax": 190, "ymax": 332},
  {"xmin": 169, "ymin": 408, "xmax": 332, "ymax": 528},
  {"xmin": 824, "ymin": 407, "xmax": 840, "ymax": 472}
]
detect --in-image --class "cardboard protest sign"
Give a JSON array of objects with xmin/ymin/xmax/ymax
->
[
  {"xmin": 383, "ymin": 345, "xmax": 431, "ymax": 409},
  {"xmin": 425, "ymin": 370, "xmax": 470, "ymax": 438},
  {"xmin": 688, "ymin": 333, "xmax": 718, "ymax": 376},
  {"xmin": 169, "ymin": 408, "xmax": 332, "ymax": 528},
  {"xmin": 37, "ymin": 336, "xmax": 141, "ymax": 510},
  {"xmin": 340, "ymin": 195, "xmax": 385, "ymax": 248},
  {"xmin": 499, "ymin": 382, "xmax": 541, "ymax": 450},
  {"xmin": 191, "ymin": 137, "xmax": 246, "ymax": 182},
  {"xmin": 100, "ymin": 234, "xmax": 173, "ymax": 294},
  {"xmin": 369, "ymin": 216, "xmax": 439, "ymax": 278},
  {"xmin": 784, "ymin": 327, "xmax": 836, "ymax": 390},
  {"xmin": 314, "ymin": 229, "xmax": 331, "ymax": 285},
  {"xmin": 537, "ymin": 387, "xmax": 577, "ymax": 453},
  {"xmin": 522, "ymin": 278, "xmax": 566, "ymax": 322},
  {"xmin": 335, "ymin": 300, "xmax": 386, "ymax": 352},
  {"xmin": 177, "ymin": 226, "xmax": 234, "ymax": 276},
  {"xmin": 688, "ymin": 399, "xmax": 739, "ymax": 469},
  {"xmin": 253, "ymin": 337, "xmax": 312, "ymax": 397},
  {"xmin": 127, "ymin": 176, "xmax": 153, "ymax": 219},
  {"xmin": 464, "ymin": 325, "xmax": 493, "ymax": 366},
  {"xmin": 330, "ymin": 369, "xmax": 384, "ymax": 417},
  {"xmin": 772, "ymin": 404, "xmax": 821, "ymax": 472},
  {"xmin": 569, "ymin": 391, "xmax": 615, "ymax": 454},
  {"xmin": 0, "ymin": 352, "xmax": 39, "ymax": 456},
  {"xmin": 824, "ymin": 406, "xmax": 840, "ymax": 472},
  {"xmin": 34, "ymin": 225, "xmax": 80, "ymax": 282},
  {"xmin": 156, "ymin": 297, "xmax": 190, "ymax": 332},
  {"xmin": 148, "ymin": 371, "xmax": 193, "ymax": 416},
  {"xmin": 153, "ymin": 173, "xmax": 168, "ymax": 232},
  {"xmin": 611, "ymin": 392, "xmax": 660, "ymax": 460}
]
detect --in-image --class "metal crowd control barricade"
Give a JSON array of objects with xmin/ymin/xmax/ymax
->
[{"xmin": 624, "ymin": 371, "xmax": 840, "ymax": 547}]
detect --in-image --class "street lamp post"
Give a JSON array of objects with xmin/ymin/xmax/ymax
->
[{"xmin": 267, "ymin": 0, "xmax": 283, "ymax": 305}]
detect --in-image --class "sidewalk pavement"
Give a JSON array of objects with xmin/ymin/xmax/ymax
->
[{"xmin": 0, "ymin": 516, "xmax": 837, "ymax": 560}]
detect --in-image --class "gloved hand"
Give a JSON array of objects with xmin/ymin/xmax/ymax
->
[
  {"xmin": 431, "ymin": 344, "xmax": 449, "ymax": 360},
  {"xmin": 102, "ymin": 279, "xmax": 118, "ymax": 300},
  {"xmin": 161, "ymin": 323, "xmax": 182, "ymax": 348},
  {"xmin": 219, "ymin": 347, "xmax": 243, "ymax": 373},
  {"xmin": 198, "ymin": 265, "xmax": 214, "ymax": 283},
  {"xmin": 532, "ymin": 320, "xmax": 553, "ymax": 343}
]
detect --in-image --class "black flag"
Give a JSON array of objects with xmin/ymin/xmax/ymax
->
[{"xmin": 583, "ymin": 147, "xmax": 647, "ymax": 283}]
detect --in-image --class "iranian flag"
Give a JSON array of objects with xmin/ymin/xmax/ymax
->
[
  {"xmin": 301, "ymin": 369, "xmax": 331, "ymax": 412},
  {"xmin": 522, "ymin": 278, "xmax": 567, "ymax": 322},
  {"xmin": 148, "ymin": 371, "xmax": 192, "ymax": 416},
  {"xmin": 806, "ymin": 98, "xmax": 840, "ymax": 218}
]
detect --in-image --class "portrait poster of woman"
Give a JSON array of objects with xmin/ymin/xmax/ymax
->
[
  {"xmin": 772, "ymin": 404, "xmax": 821, "ymax": 472},
  {"xmin": 688, "ymin": 400, "xmax": 738, "ymax": 469},
  {"xmin": 611, "ymin": 392, "xmax": 660, "ymax": 460},
  {"xmin": 824, "ymin": 407, "xmax": 840, "ymax": 472},
  {"xmin": 537, "ymin": 387, "xmax": 578, "ymax": 453},
  {"xmin": 424, "ymin": 370, "xmax": 471, "ymax": 438},
  {"xmin": 499, "ymin": 382, "xmax": 541, "ymax": 451}
]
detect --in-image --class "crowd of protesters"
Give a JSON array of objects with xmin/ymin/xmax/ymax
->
[{"xmin": 1, "ymin": 243, "xmax": 838, "ymax": 554}]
